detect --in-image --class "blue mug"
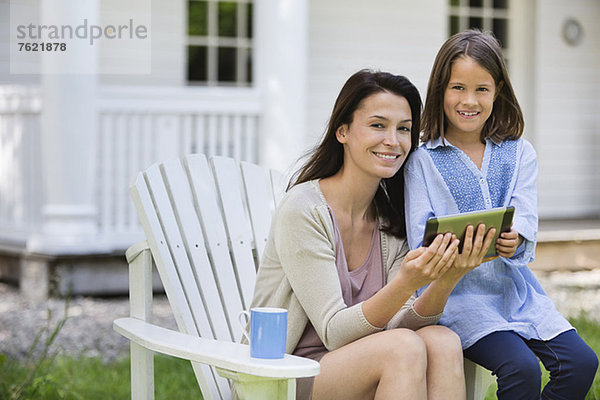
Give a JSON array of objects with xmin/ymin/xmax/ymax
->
[{"xmin": 238, "ymin": 307, "xmax": 287, "ymax": 359}]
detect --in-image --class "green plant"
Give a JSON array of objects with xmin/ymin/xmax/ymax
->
[{"xmin": 0, "ymin": 300, "xmax": 69, "ymax": 399}]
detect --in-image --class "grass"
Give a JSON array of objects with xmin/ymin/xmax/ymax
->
[
  {"xmin": 0, "ymin": 316, "xmax": 598, "ymax": 399},
  {"xmin": 0, "ymin": 354, "xmax": 199, "ymax": 400}
]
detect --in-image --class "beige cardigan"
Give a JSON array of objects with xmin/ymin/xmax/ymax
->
[{"xmin": 250, "ymin": 180, "xmax": 441, "ymax": 354}]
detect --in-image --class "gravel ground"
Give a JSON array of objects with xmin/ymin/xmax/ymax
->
[
  {"xmin": 0, "ymin": 283, "xmax": 176, "ymax": 362},
  {"xmin": 1, "ymin": 269, "xmax": 599, "ymax": 363}
]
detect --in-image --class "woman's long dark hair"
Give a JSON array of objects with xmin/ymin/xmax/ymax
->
[{"xmin": 290, "ymin": 69, "xmax": 422, "ymax": 238}]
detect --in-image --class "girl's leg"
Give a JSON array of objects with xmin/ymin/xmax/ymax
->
[
  {"xmin": 312, "ymin": 328, "xmax": 428, "ymax": 400},
  {"xmin": 463, "ymin": 331, "xmax": 541, "ymax": 400},
  {"xmin": 525, "ymin": 329, "xmax": 598, "ymax": 400},
  {"xmin": 416, "ymin": 325, "xmax": 466, "ymax": 400}
]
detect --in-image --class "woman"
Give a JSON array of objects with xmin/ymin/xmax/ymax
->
[{"xmin": 249, "ymin": 69, "xmax": 495, "ymax": 399}]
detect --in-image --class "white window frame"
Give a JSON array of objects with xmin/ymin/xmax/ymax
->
[
  {"xmin": 448, "ymin": 0, "xmax": 510, "ymax": 50},
  {"xmin": 187, "ymin": 0, "xmax": 253, "ymax": 87}
]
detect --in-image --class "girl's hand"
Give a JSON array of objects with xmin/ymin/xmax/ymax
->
[
  {"xmin": 442, "ymin": 224, "xmax": 496, "ymax": 282},
  {"xmin": 398, "ymin": 233, "xmax": 459, "ymax": 290},
  {"xmin": 495, "ymin": 228, "xmax": 523, "ymax": 258}
]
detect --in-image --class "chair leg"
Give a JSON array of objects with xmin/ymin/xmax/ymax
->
[
  {"xmin": 217, "ymin": 369, "xmax": 296, "ymax": 400},
  {"xmin": 464, "ymin": 358, "xmax": 494, "ymax": 400},
  {"xmin": 131, "ymin": 342, "xmax": 154, "ymax": 400},
  {"xmin": 128, "ymin": 243, "xmax": 155, "ymax": 400}
]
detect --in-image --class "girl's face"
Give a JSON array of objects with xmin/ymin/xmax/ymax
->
[
  {"xmin": 337, "ymin": 91, "xmax": 412, "ymax": 181},
  {"xmin": 443, "ymin": 56, "xmax": 497, "ymax": 139}
]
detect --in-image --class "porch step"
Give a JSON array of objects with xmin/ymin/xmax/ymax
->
[
  {"xmin": 0, "ymin": 242, "xmax": 162, "ymax": 301},
  {"xmin": 530, "ymin": 218, "xmax": 600, "ymax": 272}
]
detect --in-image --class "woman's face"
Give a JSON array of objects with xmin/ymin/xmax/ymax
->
[
  {"xmin": 443, "ymin": 56, "xmax": 497, "ymax": 140},
  {"xmin": 337, "ymin": 91, "xmax": 412, "ymax": 181}
]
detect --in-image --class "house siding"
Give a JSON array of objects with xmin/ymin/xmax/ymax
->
[
  {"xmin": 99, "ymin": 0, "xmax": 185, "ymax": 86},
  {"xmin": 306, "ymin": 0, "xmax": 447, "ymax": 146},
  {"xmin": 534, "ymin": 0, "xmax": 600, "ymax": 218},
  {"xmin": 1, "ymin": 0, "xmax": 599, "ymax": 220}
]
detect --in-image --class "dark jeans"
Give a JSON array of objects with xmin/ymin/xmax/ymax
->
[{"xmin": 463, "ymin": 329, "xmax": 598, "ymax": 400}]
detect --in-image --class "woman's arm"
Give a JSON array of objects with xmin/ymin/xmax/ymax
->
[
  {"xmin": 362, "ymin": 233, "xmax": 459, "ymax": 328},
  {"xmin": 412, "ymin": 224, "xmax": 496, "ymax": 316},
  {"xmin": 274, "ymin": 197, "xmax": 381, "ymax": 350}
]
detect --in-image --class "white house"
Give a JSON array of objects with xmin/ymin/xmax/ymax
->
[{"xmin": 0, "ymin": 0, "xmax": 599, "ymax": 298}]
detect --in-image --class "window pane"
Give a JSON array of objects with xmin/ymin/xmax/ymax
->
[
  {"xmin": 449, "ymin": 0, "xmax": 460, "ymax": 6},
  {"xmin": 469, "ymin": 0, "xmax": 483, "ymax": 7},
  {"xmin": 493, "ymin": 0, "xmax": 508, "ymax": 9},
  {"xmin": 218, "ymin": 47, "xmax": 237, "ymax": 82},
  {"xmin": 246, "ymin": 2, "xmax": 253, "ymax": 38},
  {"xmin": 239, "ymin": 47, "xmax": 252, "ymax": 84},
  {"xmin": 246, "ymin": 53, "xmax": 252, "ymax": 84},
  {"xmin": 450, "ymin": 15, "xmax": 460, "ymax": 36},
  {"xmin": 218, "ymin": 2, "xmax": 237, "ymax": 37},
  {"xmin": 188, "ymin": 46, "xmax": 207, "ymax": 81},
  {"xmin": 188, "ymin": 1, "xmax": 207, "ymax": 36},
  {"xmin": 493, "ymin": 18, "xmax": 508, "ymax": 47},
  {"xmin": 469, "ymin": 17, "xmax": 483, "ymax": 30}
]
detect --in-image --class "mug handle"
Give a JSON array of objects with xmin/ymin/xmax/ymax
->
[{"xmin": 238, "ymin": 310, "xmax": 251, "ymax": 343}]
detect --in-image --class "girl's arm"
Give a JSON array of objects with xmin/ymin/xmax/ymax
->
[
  {"xmin": 403, "ymin": 152, "xmax": 436, "ymax": 250},
  {"xmin": 501, "ymin": 140, "xmax": 538, "ymax": 264}
]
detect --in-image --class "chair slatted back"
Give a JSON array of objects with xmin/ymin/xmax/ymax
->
[
  {"xmin": 130, "ymin": 154, "xmax": 285, "ymax": 400},
  {"xmin": 210, "ymin": 156, "xmax": 257, "ymax": 308},
  {"xmin": 240, "ymin": 161, "xmax": 275, "ymax": 263}
]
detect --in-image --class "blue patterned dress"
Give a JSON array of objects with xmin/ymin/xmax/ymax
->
[{"xmin": 403, "ymin": 137, "xmax": 573, "ymax": 349}]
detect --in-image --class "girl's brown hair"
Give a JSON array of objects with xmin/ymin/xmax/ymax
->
[
  {"xmin": 290, "ymin": 69, "xmax": 422, "ymax": 238},
  {"xmin": 421, "ymin": 29, "xmax": 524, "ymax": 143}
]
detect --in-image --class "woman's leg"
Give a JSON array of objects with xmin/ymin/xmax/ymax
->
[
  {"xmin": 525, "ymin": 329, "xmax": 598, "ymax": 400},
  {"xmin": 312, "ymin": 328, "xmax": 428, "ymax": 400},
  {"xmin": 416, "ymin": 325, "xmax": 466, "ymax": 400},
  {"xmin": 463, "ymin": 331, "xmax": 542, "ymax": 400}
]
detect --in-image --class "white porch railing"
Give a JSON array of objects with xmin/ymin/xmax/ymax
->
[
  {"xmin": 0, "ymin": 86, "xmax": 43, "ymax": 244},
  {"xmin": 0, "ymin": 85, "xmax": 261, "ymax": 252}
]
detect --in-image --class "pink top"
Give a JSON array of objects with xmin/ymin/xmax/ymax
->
[{"xmin": 293, "ymin": 207, "xmax": 383, "ymax": 358}]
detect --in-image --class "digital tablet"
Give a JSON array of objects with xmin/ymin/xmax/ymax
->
[{"xmin": 422, "ymin": 206, "xmax": 515, "ymax": 257}]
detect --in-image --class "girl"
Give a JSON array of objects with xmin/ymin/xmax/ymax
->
[
  {"xmin": 249, "ymin": 69, "xmax": 494, "ymax": 400},
  {"xmin": 404, "ymin": 30, "xmax": 598, "ymax": 399}
]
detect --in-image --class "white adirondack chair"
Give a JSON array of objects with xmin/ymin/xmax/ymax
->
[{"xmin": 113, "ymin": 153, "xmax": 494, "ymax": 400}]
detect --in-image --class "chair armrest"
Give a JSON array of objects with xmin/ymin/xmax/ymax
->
[
  {"xmin": 113, "ymin": 317, "xmax": 320, "ymax": 379},
  {"xmin": 125, "ymin": 240, "xmax": 150, "ymax": 264}
]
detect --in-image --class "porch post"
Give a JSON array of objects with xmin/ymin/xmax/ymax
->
[
  {"xmin": 28, "ymin": 0, "xmax": 101, "ymax": 255},
  {"xmin": 254, "ymin": 0, "xmax": 308, "ymax": 174}
]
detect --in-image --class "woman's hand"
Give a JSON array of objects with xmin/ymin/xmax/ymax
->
[
  {"xmin": 397, "ymin": 233, "xmax": 460, "ymax": 291},
  {"xmin": 495, "ymin": 228, "xmax": 523, "ymax": 258},
  {"xmin": 440, "ymin": 224, "xmax": 496, "ymax": 283}
]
